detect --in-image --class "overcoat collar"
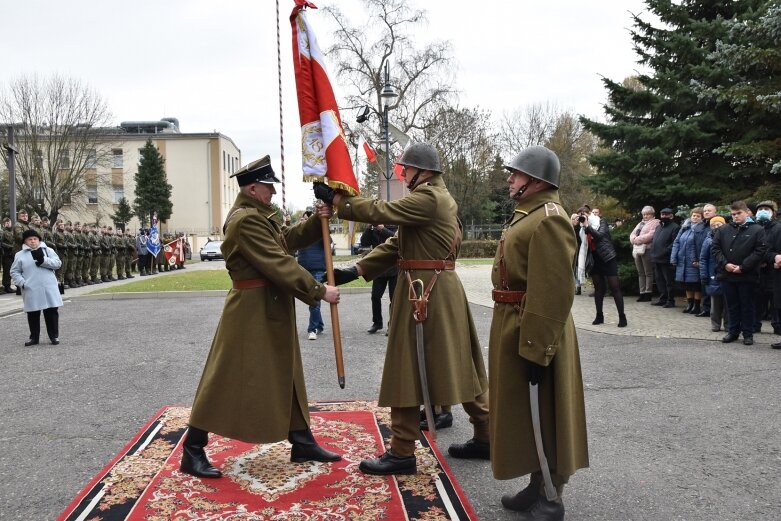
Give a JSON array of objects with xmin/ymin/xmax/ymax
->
[
  {"xmin": 234, "ymin": 192, "xmax": 280, "ymax": 223},
  {"xmin": 509, "ymin": 189, "xmax": 562, "ymax": 225}
]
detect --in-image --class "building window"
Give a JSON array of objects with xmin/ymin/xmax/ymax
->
[
  {"xmin": 112, "ymin": 149, "xmax": 123, "ymax": 168},
  {"xmin": 58, "ymin": 150, "xmax": 70, "ymax": 169},
  {"xmin": 33, "ymin": 149, "xmax": 43, "ymax": 169},
  {"xmin": 113, "ymin": 186, "xmax": 124, "ymax": 203},
  {"xmin": 87, "ymin": 185, "xmax": 98, "ymax": 204},
  {"xmin": 86, "ymin": 149, "xmax": 97, "ymax": 168},
  {"xmin": 223, "ymin": 151, "xmax": 227, "ymax": 171}
]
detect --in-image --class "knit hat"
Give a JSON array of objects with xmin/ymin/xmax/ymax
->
[
  {"xmin": 756, "ymin": 200, "xmax": 778, "ymax": 212},
  {"xmin": 710, "ymin": 216, "xmax": 726, "ymax": 226},
  {"xmin": 22, "ymin": 229, "xmax": 42, "ymax": 241}
]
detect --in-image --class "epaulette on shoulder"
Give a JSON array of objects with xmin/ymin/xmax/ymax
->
[{"xmin": 543, "ymin": 202, "xmax": 563, "ymax": 217}]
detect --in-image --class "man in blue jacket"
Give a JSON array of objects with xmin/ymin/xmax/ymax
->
[{"xmin": 712, "ymin": 200, "xmax": 768, "ymax": 345}]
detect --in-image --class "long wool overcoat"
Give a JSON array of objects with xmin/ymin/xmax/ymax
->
[
  {"xmin": 10, "ymin": 242, "xmax": 63, "ymax": 312},
  {"xmin": 189, "ymin": 193, "xmax": 327, "ymax": 444},
  {"xmin": 336, "ymin": 176, "xmax": 488, "ymax": 407},
  {"xmin": 488, "ymin": 189, "xmax": 589, "ymax": 481}
]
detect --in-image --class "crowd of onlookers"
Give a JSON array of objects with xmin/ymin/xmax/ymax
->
[{"xmin": 574, "ymin": 201, "xmax": 781, "ymax": 349}]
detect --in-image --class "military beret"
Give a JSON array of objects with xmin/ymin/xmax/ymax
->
[
  {"xmin": 65, "ymin": 220, "xmax": 72, "ymax": 225},
  {"xmin": 22, "ymin": 229, "xmax": 41, "ymax": 241},
  {"xmin": 660, "ymin": 208, "xmax": 674, "ymax": 214},
  {"xmin": 2, "ymin": 217, "xmax": 10, "ymax": 223},
  {"xmin": 17, "ymin": 209, "xmax": 27, "ymax": 215},
  {"xmin": 74, "ymin": 221, "xmax": 81, "ymax": 225},
  {"xmin": 41, "ymin": 216, "xmax": 50, "ymax": 222},
  {"xmin": 231, "ymin": 155, "xmax": 281, "ymax": 186}
]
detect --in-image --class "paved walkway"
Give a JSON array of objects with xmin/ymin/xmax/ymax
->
[{"xmin": 2, "ymin": 261, "xmax": 777, "ymax": 345}]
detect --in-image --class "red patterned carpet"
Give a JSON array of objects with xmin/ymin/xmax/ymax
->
[{"xmin": 58, "ymin": 402, "xmax": 478, "ymax": 520}]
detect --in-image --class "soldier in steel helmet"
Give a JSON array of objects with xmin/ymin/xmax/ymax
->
[
  {"xmin": 182, "ymin": 155, "xmax": 342, "ymax": 479},
  {"xmin": 314, "ymin": 142, "xmax": 490, "ymax": 476},
  {"xmin": 489, "ymin": 146, "xmax": 588, "ymax": 520}
]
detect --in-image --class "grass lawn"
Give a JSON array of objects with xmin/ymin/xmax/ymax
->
[
  {"xmin": 458, "ymin": 258, "xmax": 494, "ymax": 265},
  {"xmin": 89, "ymin": 269, "xmax": 372, "ymax": 294}
]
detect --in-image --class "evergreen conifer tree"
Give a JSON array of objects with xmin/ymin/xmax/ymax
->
[
  {"xmin": 580, "ymin": 0, "xmax": 767, "ymax": 211},
  {"xmin": 110, "ymin": 197, "xmax": 134, "ymax": 230},
  {"xmin": 133, "ymin": 139, "xmax": 173, "ymax": 226}
]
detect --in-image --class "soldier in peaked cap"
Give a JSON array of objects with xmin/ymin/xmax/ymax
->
[{"xmin": 183, "ymin": 155, "xmax": 342, "ymax": 479}]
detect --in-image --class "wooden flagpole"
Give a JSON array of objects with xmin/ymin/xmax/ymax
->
[{"xmin": 319, "ymin": 215, "xmax": 345, "ymax": 388}]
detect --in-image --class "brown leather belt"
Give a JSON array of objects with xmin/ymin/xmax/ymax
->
[
  {"xmin": 398, "ymin": 260, "xmax": 455, "ymax": 270},
  {"xmin": 232, "ymin": 278, "xmax": 270, "ymax": 289},
  {"xmin": 492, "ymin": 289, "xmax": 526, "ymax": 303}
]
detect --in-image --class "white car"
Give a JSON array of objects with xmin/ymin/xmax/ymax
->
[{"xmin": 200, "ymin": 240, "xmax": 224, "ymax": 261}]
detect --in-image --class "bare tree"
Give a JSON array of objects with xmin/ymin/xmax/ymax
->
[
  {"xmin": 496, "ymin": 102, "xmax": 561, "ymax": 158},
  {"xmin": 545, "ymin": 113, "xmax": 598, "ymax": 213},
  {"xmin": 425, "ymin": 105, "xmax": 498, "ymax": 223},
  {"xmin": 323, "ymin": 0, "xmax": 456, "ymax": 143},
  {"xmin": 0, "ymin": 74, "xmax": 114, "ymax": 222}
]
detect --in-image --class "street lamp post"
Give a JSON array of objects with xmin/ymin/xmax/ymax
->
[
  {"xmin": 3, "ymin": 126, "xmax": 18, "ymax": 223},
  {"xmin": 379, "ymin": 62, "xmax": 398, "ymax": 202}
]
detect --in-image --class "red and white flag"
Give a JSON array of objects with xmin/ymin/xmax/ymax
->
[
  {"xmin": 358, "ymin": 135, "xmax": 377, "ymax": 163},
  {"xmin": 290, "ymin": 1, "xmax": 359, "ymax": 195},
  {"xmin": 164, "ymin": 237, "xmax": 185, "ymax": 266}
]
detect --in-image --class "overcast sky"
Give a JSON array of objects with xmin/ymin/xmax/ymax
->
[{"xmin": 3, "ymin": 0, "xmax": 650, "ymax": 212}]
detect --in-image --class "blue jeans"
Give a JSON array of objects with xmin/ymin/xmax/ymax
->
[
  {"xmin": 307, "ymin": 270, "xmax": 325, "ymax": 333},
  {"xmin": 722, "ymin": 280, "xmax": 756, "ymax": 338}
]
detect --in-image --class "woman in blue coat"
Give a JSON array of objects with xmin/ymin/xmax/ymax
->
[
  {"xmin": 10, "ymin": 229, "xmax": 63, "ymax": 346},
  {"xmin": 699, "ymin": 216, "xmax": 728, "ymax": 332},
  {"xmin": 671, "ymin": 208, "xmax": 708, "ymax": 314}
]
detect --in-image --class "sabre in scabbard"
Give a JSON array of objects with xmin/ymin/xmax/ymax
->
[{"xmin": 409, "ymin": 277, "xmax": 436, "ymax": 440}]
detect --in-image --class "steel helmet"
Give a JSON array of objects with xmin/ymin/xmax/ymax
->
[
  {"xmin": 396, "ymin": 143, "xmax": 442, "ymax": 173},
  {"xmin": 504, "ymin": 146, "xmax": 561, "ymax": 188}
]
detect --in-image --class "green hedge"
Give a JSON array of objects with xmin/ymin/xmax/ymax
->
[{"xmin": 461, "ymin": 240, "xmax": 499, "ymax": 258}]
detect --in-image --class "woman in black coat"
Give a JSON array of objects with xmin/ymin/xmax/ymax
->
[{"xmin": 578, "ymin": 207, "xmax": 627, "ymax": 327}]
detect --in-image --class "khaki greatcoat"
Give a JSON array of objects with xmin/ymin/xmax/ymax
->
[
  {"xmin": 336, "ymin": 176, "xmax": 488, "ymax": 407},
  {"xmin": 189, "ymin": 193, "xmax": 327, "ymax": 444},
  {"xmin": 489, "ymin": 189, "xmax": 589, "ymax": 481}
]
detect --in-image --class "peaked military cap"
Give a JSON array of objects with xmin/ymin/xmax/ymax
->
[{"xmin": 231, "ymin": 155, "xmax": 281, "ymax": 185}]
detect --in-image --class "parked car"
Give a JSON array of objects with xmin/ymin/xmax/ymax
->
[{"xmin": 200, "ymin": 240, "xmax": 224, "ymax": 261}]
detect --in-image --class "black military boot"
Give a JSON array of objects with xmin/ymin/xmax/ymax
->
[
  {"xmin": 420, "ymin": 410, "xmax": 453, "ymax": 431},
  {"xmin": 501, "ymin": 474, "xmax": 542, "ymax": 511},
  {"xmin": 288, "ymin": 428, "xmax": 341, "ymax": 463},
  {"xmin": 180, "ymin": 427, "xmax": 222, "ymax": 478},
  {"xmin": 447, "ymin": 438, "xmax": 490, "ymax": 460},
  {"xmin": 514, "ymin": 495, "xmax": 565, "ymax": 521},
  {"xmin": 359, "ymin": 450, "xmax": 416, "ymax": 475}
]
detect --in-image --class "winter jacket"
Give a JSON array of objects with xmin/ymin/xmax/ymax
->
[
  {"xmin": 296, "ymin": 240, "xmax": 326, "ymax": 272},
  {"xmin": 711, "ymin": 220, "xmax": 767, "ymax": 282},
  {"xmin": 758, "ymin": 220, "xmax": 781, "ymax": 292},
  {"xmin": 630, "ymin": 218, "xmax": 659, "ymax": 246},
  {"xmin": 650, "ymin": 219, "xmax": 680, "ymax": 264},
  {"xmin": 671, "ymin": 221, "xmax": 708, "ymax": 283},
  {"xmin": 10, "ymin": 242, "xmax": 63, "ymax": 312},
  {"xmin": 585, "ymin": 218, "xmax": 616, "ymax": 263}
]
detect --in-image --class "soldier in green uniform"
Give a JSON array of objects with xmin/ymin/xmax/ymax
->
[
  {"xmin": 73, "ymin": 222, "xmax": 86, "ymax": 285},
  {"xmin": 64, "ymin": 221, "xmax": 80, "ymax": 287},
  {"xmin": 52, "ymin": 219, "xmax": 68, "ymax": 293},
  {"xmin": 1, "ymin": 217, "xmax": 14, "ymax": 292},
  {"xmin": 13, "ymin": 210, "xmax": 30, "ymax": 294},
  {"xmin": 183, "ymin": 156, "xmax": 342, "ymax": 478},
  {"xmin": 89, "ymin": 224, "xmax": 102, "ymax": 283},
  {"xmin": 123, "ymin": 229, "xmax": 136, "ymax": 278},
  {"xmin": 315, "ymin": 143, "xmax": 490, "ymax": 475},
  {"xmin": 488, "ymin": 146, "xmax": 589, "ymax": 520}
]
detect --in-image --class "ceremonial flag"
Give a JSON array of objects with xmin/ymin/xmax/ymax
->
[
  {"xmin": 147, "ymin": 213, "xmax": 161, "ymax": 258},
  {"xmin": 291, "ymin": 1, "xmax": 359, "ymax": 195},
  {"xmin": 359, "ymin": 135, "xmax": 377, "ymax": 163},
  {"xmin": 164, "ymin": 237, "xmax": 185, "ymax": 266}
]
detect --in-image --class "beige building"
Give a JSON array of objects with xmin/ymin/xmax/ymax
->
[{"xmin": 57, "ymin": 118, "xmax": 240, "ymax": 242}]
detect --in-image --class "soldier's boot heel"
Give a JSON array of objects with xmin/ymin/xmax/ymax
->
[
  {"xmin": 448, "ymin": 438, "xmax": 490, "ymax": 459},
  {"xmin": 514, "ymin": 495, "xmax": 565, "ymax": 521},
  {"xmin": 179, "ymin": 427, "xmax": 222, "ymax": 478},
  {"xmin": 591, "ymin": 312, "xmax": 604, "ymax": 325},
  {"xmin": 288, "ymin": 428, "xmax": 341, "ymax": 463},
  {"xmin": 501, "ymin": 474, "xmax": 542, "ymax": 511}
]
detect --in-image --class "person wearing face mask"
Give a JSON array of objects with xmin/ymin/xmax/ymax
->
[
  {"xmin": 671, "ymin": 208, "xmax": 709, "ymax": 314},
  {"xmin": 650, "ymin": 208, "xmax": 681, "ymax": 307},
  {"xmin": 754, "ymin": 201, "xmax": 781, "ymax": 336},
  {"xmin": 314, "ymin": 143, "xmax": 490, "ymax": 476},
  {"xmin": 700, "ymin": 216, "xmax": 729, "ymax": 332},
  {"xmin": 712, "ymin": 200, "xmax": 768, "ymax": 345}
]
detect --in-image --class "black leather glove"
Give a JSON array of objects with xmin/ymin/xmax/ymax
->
[
  {"xmin": 313, "ymin": 183, "xmax": 336, "ymax": 204},
  {"xmin": 527, "ymin": 361, "xmax": 544, "ymax": 385},
  {"xmin": 31, "ymin": 248, "xmax": 45, "ymax": 266},
  {"xmin": 330, "ymin": 266, "xmax": 359, "ymax": 286}
]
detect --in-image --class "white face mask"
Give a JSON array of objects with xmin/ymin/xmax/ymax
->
[{"xmin": 756, "ymin": 209, "xmax": 772, "ymax": 222}]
